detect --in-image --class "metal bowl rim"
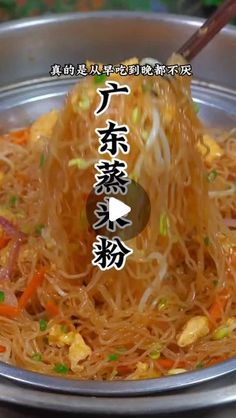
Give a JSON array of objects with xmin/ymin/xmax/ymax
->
[
  {"xmin": 0, "ymin": 10, "xmax": 236, "ymax": 35},
  {"xmin": 1, "ymin": 376, "xmax": 236, "ymax": 414},
  {"xmin": 1, "ymin": 356, "xmax": 236, "ymax": 396},
  {"xmin": 0, "ymin": 11, "xmax": 236, "ymax": 399}
]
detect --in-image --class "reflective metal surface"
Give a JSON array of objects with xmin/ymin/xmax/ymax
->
[
  {"xmin": 0, "ymin": 12, "xmax": 236, "ymax": 89},
  {"xmin": 0, "ymin": 355, "xmax": 236, "ymax": 396},
  {"xmin": 0, "ymin": 11, "xmax": 236, "ymax": 414},
  {"xmin": 1, "ymin": 372, "xmax": 236, "ymax": 414}
]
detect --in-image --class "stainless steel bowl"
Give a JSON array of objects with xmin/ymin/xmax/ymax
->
[{"xmin": 0, "ymin": 11, "xmax": 236, "ymax": 414}]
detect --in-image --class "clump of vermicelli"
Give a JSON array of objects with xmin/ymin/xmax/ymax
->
[{"xmin": 0, "ymin": 57, "xmax": 235, "ymax": 380}]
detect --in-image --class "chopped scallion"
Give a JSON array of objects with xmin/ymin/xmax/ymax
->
[
  {"xmin": 204, "ymin": 236, "xmax": 210, "ymax": 246},
  {"xmin": 39, "ymin": 319, "xmax": 48, "ymax": 332},
  {"xmin": 35, "ymin": 224, "xmax": 45, "ymax": 236},
  {"xmin": 149, "ymin": 350, "xmax": 160, "ymax": 360},
  {"xmin": 157, "ymin": 297, "xmax": 167, "ymax": 311},
  {"xmin": 31, "ymin": 353, "xmax": 42, "ymax": 362},
  {"xmin": 193, "ymin": 102, "xmax": 200, "ymax": 113},
  {"xmin": 54, "ymin": 363, "xmax": 69, "ymax": 374},
  {"xmin": 68, "ymin": 158, "xmax": 89, "ymax": 169},
  {"xmin": 107, "ymin": 353, "xmax": 119, "ymax": 362},
  {"xmin": 9, "ymin": 195, "xmax": 18, "ymax": 207},
  {"xmin": 159, "ymin": 212, "xmax": 170, "ymax": 236},
  {"xmin": 94, "ymin": 74, "xmax": 107, "ymax": 84},
  {"xmin": 60, "ymin": 324, "xmax": 68, "ymax": 333},
  {"xmin": 212, "ymin": 325, "xmax": 232, "ymax": 341},
  {"xmin": 207, "ymin": 169, "xmax": 218, "ymax": 183},
  {"xmin": 196, "ymin": 362, "xmax": 204, "ymax": 369},
  {"xmin": 131, "ymin": 107, "xmax": 140, "ymax": 124},
  {"xmin": 0, "ymin": 291, "xmax": 5, "ymax": 303},
  {"xmin": 79, "ymin": 96, "xmax": 90, "ymax": 110},
  {"xmin": 39, "ymin": 153, "xmax": 46, "ymax": 169}
]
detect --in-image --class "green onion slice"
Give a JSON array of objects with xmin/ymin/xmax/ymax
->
[
  {"xmin": 39, "ymin": 319, "xmax": 48, "ymax": 331},
  {"xmin": 39, "ymin": 153, "xmax": 46, "ymax": 169},
  {"xmin": 54, "ymin": 363, "xmax": 69, "ymax": 374},
  {"xmin": 35, "ymin": 224, "xmax": 45, "ymax": 236},
  {"xmin": 193, "ymin": 102, "xmax": 200, "ymax": 113},
  {"xmin": 159, "ymin": 212, "xmax": 170, "ymax": 236},
  {"xmin": 107, "ymin": 353, "xmax": 119, "ymax": 362},
  {"xmin": 94, "ymin": 74, "xmax": 107, "ymax": 84},
  {"xmin": 31, "ymin": 353, "xmax": 42, "ymax": 362},
  {"xmin": 207, "ymin": 169, "xmax": 218, "ymax": 183},
  {"xmin": 9, "ymin": 195, "xmax": 18, "ymax": 207},
  {"xmin": 0, "ymin": 291, "xmax": 5, "ymax": 303}
]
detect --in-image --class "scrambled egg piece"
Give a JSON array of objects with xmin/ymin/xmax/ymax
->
[
  {"xmin": 177, "ymin": 316, "xmax": 210, "ymax": 347},
  {"xmin": 48, "ymin": 325, "xmax": 91, "ymax": 371},
  {"xmin": 49, "ymin": 324, "xmax": 75, "ymax": 347},
  {"xmin": 197, "ymin": 134, "xmax": 223, "ymax": 163},
  {"xmin": 30, "ymin": 110, "xmax": 58, "ymax": 143},
  {"xmin": 69, "ymin": 333, "xmax": 92, "ymax": 372},
  {"xmin": 130, "ymin": 362, "xmax": 161, "ymax": 380}
]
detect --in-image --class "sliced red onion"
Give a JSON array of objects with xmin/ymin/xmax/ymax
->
[
  {"xmin": 0, "ymin": 216, "xmax": 26, "ymax": 241},
  {"xmin": 6, "ymin": 239, "xmax": 23, "ymax": 280},
  {"xmin": 0, "ymin": 216, "xmax": 26, "ymax": 280},
  {"xmin": 224, "ymin": 218, "xmax": 236, "ymax": 229}
]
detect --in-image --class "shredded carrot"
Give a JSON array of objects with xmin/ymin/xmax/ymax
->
[
  {"xmin": 156, "ymin": 358, "xmax": 186, "ymax": 369},
  {"xmin": 156, "ymin": 358, "xmax": 175, "ymax": 369},
  {"xmin": 0, "ymin": 304, "xmax": 19, "ymax": 317},
  {"xmin": 0, "ymin": 345, "xmax": 6, "ymax": 353},
  {"xmin": 15, "ymin": 172, "xmax": 28, "ymax": 185},
  {"xmin": 10, "ymin": 128, "xmax": 29, "ymax": 146},
  {"xmin": 209, "ymin": 289, "xmax": 230, "ymax": 323},
  {"xmin": 230, "ymin": 249, "xmax": 236, "ymax": 269},
  {"xmin": 117, "ymin": 364, "xmax": 134, "ymax": 374},
  {"xmin": 208, "ymin": 356, "xmax": 228, "ymax": 367},
  {"xmin": 19, "ymin": 268, "xmax": 46, "ymax": 310},
  {"xmin": 209, "ymin": 302, "xmax": 223, "ymax": 322},
  {"xmin": 45, "ymin": 300, "xmax": 59, "ymax": 317},
  {"xmin": 0, "ymin": 235, "xmax": 10, "ymax": 250}
]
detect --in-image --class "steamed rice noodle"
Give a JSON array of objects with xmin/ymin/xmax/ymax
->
[{"xmin": 0, "ymin": 56, "xmax": 235, "ymax": 380}]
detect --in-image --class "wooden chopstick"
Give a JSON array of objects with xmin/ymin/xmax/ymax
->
[{"xmin": 177, "ymin": 0, "xmax": 236, "ymax": 61}]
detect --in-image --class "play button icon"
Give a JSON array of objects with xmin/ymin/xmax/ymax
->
[
  {"xmin": 109, "ymin": 197, "xmax": 131, "ymax": 222},
  {"xmin": 86, "ymin": 179, "xmax": 150, "ymax": 241}
]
